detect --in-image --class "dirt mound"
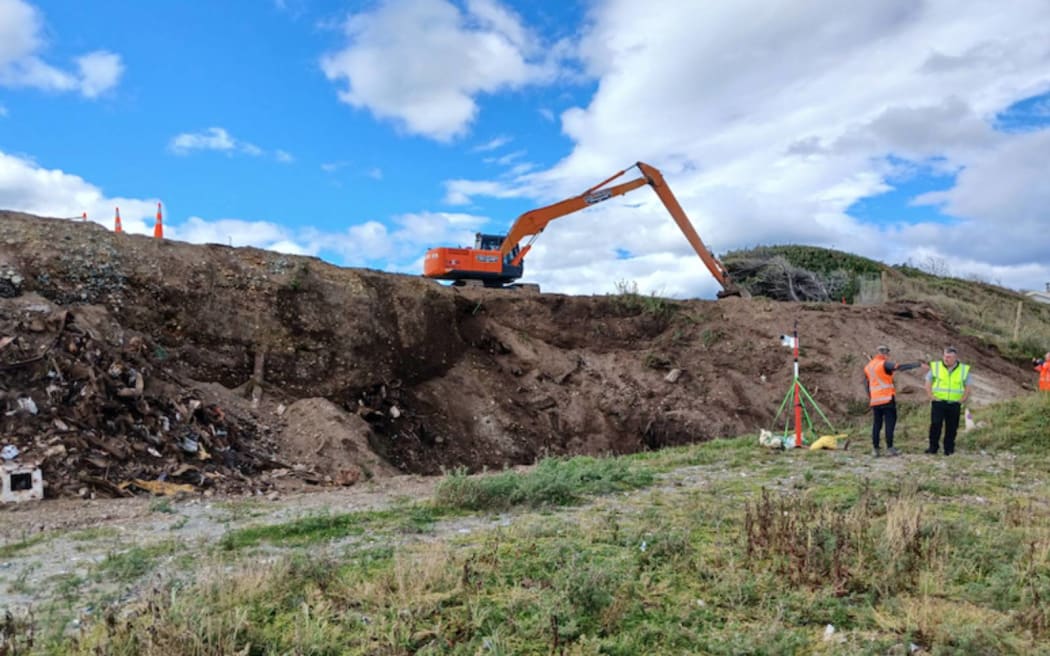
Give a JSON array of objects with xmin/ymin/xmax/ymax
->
[
  {"xmin": 0, "ymin": 211, "xmax": 1037, "ymax": 498},
  {"xmin": 278, "ymin": 398, "xmax": 398, "ymax": 485}
]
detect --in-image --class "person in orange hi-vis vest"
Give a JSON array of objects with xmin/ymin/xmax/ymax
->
[
  {"xmin": 1034, "ymin": 351, "xmax": 1050, "ymax": 392},
  {"xmin": 863, "ymin": 345, "xmax": 927, "ymax": 457}
]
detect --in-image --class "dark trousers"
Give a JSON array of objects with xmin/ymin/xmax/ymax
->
[
  {"xmin": 929, "ymin": 400, "xmax": 961, "ymax": 455},
  {"xmin": 871, "ymin": 401, "xmax": 897, "ymax": 449}
]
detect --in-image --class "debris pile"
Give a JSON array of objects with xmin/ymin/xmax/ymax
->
[
  {"xmin": 724, "ymin": 255, "xmax": 841, "ymax": 302},
  {"xmin": 0, "ymin": 294, "xmax": 280, "ymax": 499}
]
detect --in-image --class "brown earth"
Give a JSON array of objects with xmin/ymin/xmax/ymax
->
[{"xmin": 0, "ymin": 211, "xmax": 1034, "ymax": 499}]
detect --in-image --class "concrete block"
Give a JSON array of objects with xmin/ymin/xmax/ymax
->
[{"xmin": 1, "ymin": 464, "xmax": 43, "ymax": 503}]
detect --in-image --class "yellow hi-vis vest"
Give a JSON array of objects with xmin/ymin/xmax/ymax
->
[{"xmin": 930, "ymin": 361, "xmax": 969, "ymax": 402}]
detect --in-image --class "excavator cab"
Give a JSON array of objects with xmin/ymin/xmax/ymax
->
[{"xmin": 423, "ymin": 232, "xmax": 524, "ymax": 287}]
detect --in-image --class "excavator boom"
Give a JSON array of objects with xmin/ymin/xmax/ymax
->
[
  {"xmin": 422, "ymin": 161, "xmax": 741, "ymax": 296},
  {"xmin": 633, "ymin": 162, "xmax": 734, "ymax": 292}
]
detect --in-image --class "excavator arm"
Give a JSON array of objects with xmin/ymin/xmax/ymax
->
[
  {"xmin": 497, "ymin": 170, "xmax": 649, "ymax": 266},
  {"xmin": 497, "ymin": 161, "xmax": 739, "ymax": 295},
  {"xmin": 634, "ymin": 162, "xmax": 735, "ymax": 294}
]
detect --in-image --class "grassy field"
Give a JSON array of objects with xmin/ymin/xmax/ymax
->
[{"xmin": 5, "ymin": 393, "xmax": 1048, "ymax": 655}]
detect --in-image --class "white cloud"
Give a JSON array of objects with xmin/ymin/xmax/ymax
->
[
  {"xmin": 169, "ymin": 127, "xmax": 265, "ymax": 157},
  {"xmin": 173, "ymin": 211, "xmax": 490, "ymax": 265},
  {"xmin": 0, "ymin": 0, "xmax": 42, "ymax": 68},
  {"xmin": 321, "ymin": 161, "xmax": 347, "ymax": 173},
  {"xmin": 320, "ymin": 0, "xmax": 566, "ymax": 141},
  {"xmin": 1, "ymin": 149, "xmax": 157, "ymax": 233},
  {"xmin": 0, "ymin": 0, "xmax": 123, "ymax": 97},
  {"xmin": 472, "ymin": 136, "xmax": 512, "ymax": 152},
  {"xmin": 443, "ymin": 178, "xmax": 530, "ymax": 205},
  {"xmin": 75, "ymin": 51, "xmax": 124, "ymax": 98},
  {"xmin": 275, "ymin": 149, "xmax": 295, "ymax": 163},
  {"xmin": 317, "ymin": 211, "xmax": 487, "ymax": 266},
  {"xmin": 169, "ymin": 127, "xmax": 235, "ymax": 154},
  {"xmin": 909, "ymin": 129, "xmax": 1050, "ymax": 266},
  {"xmin": 444, "ymin": 0, "xmax": 1050, "ymax": 296},
  {"xmin": 173, "ymin": 217, "xmax": 308, "ymax": 252},
  {"xmin": 484, "ymin": 149, "xmax": 526, "ymax": 166}
]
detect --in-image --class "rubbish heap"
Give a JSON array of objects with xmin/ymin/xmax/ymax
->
[{"xmin": 1, "ymin": 293, "xmax": 280, "ymax": 499}]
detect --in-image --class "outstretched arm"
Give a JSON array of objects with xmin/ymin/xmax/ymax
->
[{"xmin": 885, "ymin": 361, "xmax": 929, "ymax": 373}]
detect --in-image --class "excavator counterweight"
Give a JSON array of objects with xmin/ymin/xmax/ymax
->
[{"xmin": 422, "ymin": 162, "xmax": 744, "ymax": 297}]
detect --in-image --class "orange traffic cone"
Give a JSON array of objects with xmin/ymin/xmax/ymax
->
[
  {"xmin": 154, "ymin": 202, "xmax": 164, "ymax": 239},
  {"xmin": 114, "ymin": 207, "xmax": 123, "ymax": 233}
]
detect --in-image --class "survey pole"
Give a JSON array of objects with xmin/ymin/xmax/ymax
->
[{"xmin": 793, "ymin": 321, "xmax": 802, "ymax": 447}]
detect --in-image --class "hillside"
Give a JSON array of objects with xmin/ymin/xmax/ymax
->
[
  {"xmin": 725, "ymin": 244, "xmax": 1050, "ymax": 360},
  {"xmin": 1, "ymin": 211, "xmax": 1045, "ymax": 500}
]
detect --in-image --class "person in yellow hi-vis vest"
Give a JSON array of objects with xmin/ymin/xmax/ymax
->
[{"xmin": 924, "ymin": 346, "xmax": 971, "ymax": 455}]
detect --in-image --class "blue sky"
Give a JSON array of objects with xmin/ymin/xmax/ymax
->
[{"xmin": 3, "ymin": 0, "xmax": 1050, "ymax": 297}]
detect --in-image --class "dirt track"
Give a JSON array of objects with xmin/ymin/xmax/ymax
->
[{"xmin": 0, "ymin": 211, "xmax": 1035, "ymax": 500}]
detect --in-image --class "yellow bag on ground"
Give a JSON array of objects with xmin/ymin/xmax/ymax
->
[{"xmin": 809, "ymin": 433, "xmax": 849, "ymax": 451}]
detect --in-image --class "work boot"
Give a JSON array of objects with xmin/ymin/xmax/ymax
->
[
  {"xmin": 887, "ymin": 447, "xmax": 901, "ymax": 457},
  {"xmin": 872, "ymin": 448, "xmax": 881, "ymax": 457},
  {"xmin": 923, "ymin": 448, "xmax": 937, "ymax": 454}
]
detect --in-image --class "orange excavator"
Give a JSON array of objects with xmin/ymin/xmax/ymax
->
[{"xmin": 423, "ymin": 161, "xmax": 743, "ymax": 297}]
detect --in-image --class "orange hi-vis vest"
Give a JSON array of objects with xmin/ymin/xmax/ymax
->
[
  {"xmin": 864, "ymin": 355, "xmax": 895, "ymax": 406},
  {"xmin": 1038, "ymin": 361, "xmax": 1050, "ymax": 392}
]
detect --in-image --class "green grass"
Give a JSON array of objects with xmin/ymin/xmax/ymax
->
[
  {"xmin": 67, "ymin": 527, "xmax": 120, "ymax": 542},
  {"xmin": 0, "ymin": 534, "xmax": 47, "ymax": 558},
  {"xmin": 966, "ymin": 393, "xmax": 1050, "ymax": 453},
  {"xmin": 221, "ymin": 455, "xmax": 654, "ymax": 550},
  {"xmin": 434, "ymin": 456, "xmax": 655, "ymax": 511},
  {"xmin": 219, "ymin": 504, "xmax": 439, "ymax": 550},
  {"xmin": 94, "ymin": 541, "xmax": 180, "ymax": 583}
]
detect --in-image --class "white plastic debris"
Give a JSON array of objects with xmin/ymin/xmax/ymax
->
[
  {"xmin": 1, "ymin": 445, "xmax": 19, "ymax": 461},
  {"xmin": 823, "ymin": 624, "xmax": 835, "ymax": 641},
  {"xmin": 1, "ymin": 463, "xmax": 44, "ymax": 503},
  {"xmin": 17, "ymin": 397, "xmax": 38, "ymax": 415}
]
